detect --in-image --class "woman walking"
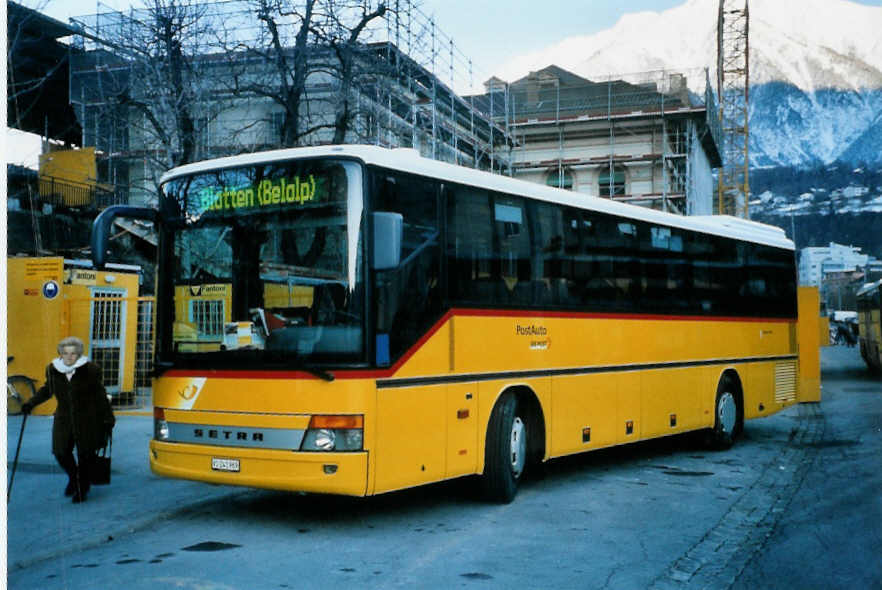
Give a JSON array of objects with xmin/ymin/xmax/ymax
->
[{"xmin": 22, "ymin": 337, "xmax": 115, "ymax": 503}]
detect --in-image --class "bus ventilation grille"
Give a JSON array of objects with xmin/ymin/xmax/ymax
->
[{"xmin": 774, "ymin": 361, "xmax": 797, "ymax": 403}]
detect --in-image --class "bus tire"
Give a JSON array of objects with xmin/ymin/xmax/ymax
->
[
  {"xmin": 707, "ymin": 377, "xmax": 741, "ymax": 449},
  {"xmin": 481, "ymin": 392, "xmax": 527, "ymax": 503}
]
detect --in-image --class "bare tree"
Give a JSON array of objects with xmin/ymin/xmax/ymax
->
[
  {"xmin": 321, "ymin": 1, "xmax": 387, "ymax": 144},
  {"xmin": 115, "ymin": 0, "xmax": 210, "ymax": 169},
  {"xmin": 260, "ymin": 0, "xmax": 317, "ymax": 146},
  {"xmin": 227, "ymin": 0, "xmax": 391, "ymax": 148},
  {"xmin": 70, "ymin": 0, "xmax": 235, "ymax": 204},
  {"xmin": 221, "ymin": 0, "xmax": 323, "ymax": 148}
]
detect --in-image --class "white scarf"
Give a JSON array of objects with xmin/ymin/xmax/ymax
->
[{"xmin": 52, "ymin": 356, "xmax": 89, "ymax": 378}]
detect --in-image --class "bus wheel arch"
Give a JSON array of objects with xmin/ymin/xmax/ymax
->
[
  {"xmin": 480, "ymin": 385, "xmax": 546, "ymax": 503},
  {"xmin": 708, "ymin": 369, "xmax": 744, "ymax": 448}
]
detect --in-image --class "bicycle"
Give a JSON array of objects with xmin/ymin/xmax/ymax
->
[{"xmin": 7, "ymin": 357, "xmax": 37, "ymax": 415}]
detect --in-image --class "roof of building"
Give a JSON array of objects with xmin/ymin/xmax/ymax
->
[
  {"xmin": 7, "ymin": 2, "xmax": 81, "ymax": 143},
  {"xmin": 468, "ymin": 65, "xmax": 696, "ymax": 119}
]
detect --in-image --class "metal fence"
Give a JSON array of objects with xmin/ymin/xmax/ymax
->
[
  {"xmin": 63, "ymin": 294, "xmax": 155, "ymax": 409},
  {"xmin": 37, "ymin": 175, "xmax": 124, "ymax": 209},
  {"xmin": 134, "ymin": 298, "xmax": 155, "ymax": 405}
]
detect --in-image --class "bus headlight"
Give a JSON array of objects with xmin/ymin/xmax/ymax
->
[
  {"xmin": 301, "ymin": 415, "xmax": 363, "ymax": 451},
  {"xmin": 314, "ymin": 429, "xmax": 336, "ymax": 450},
  {"xmin": 154, "ymin": 407, "xmax": 169, "ymax": 441}
]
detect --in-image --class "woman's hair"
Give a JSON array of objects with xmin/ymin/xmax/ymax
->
[{"xmin": 57, "ymin": 336, "xmax": 85, "ymax": 355}]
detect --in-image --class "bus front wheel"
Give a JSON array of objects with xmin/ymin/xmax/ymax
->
[{"xmin": 481, "ymin": 392, "xmax": 527, "ymax": 503}]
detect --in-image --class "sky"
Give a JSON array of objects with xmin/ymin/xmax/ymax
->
[
  {"xmin": 7, "ymin": 0, "xmax": 882, "ymax": 169},
  {"xmin": 30, "ymin": 0, "xmax": 692, "ymax": 80}
]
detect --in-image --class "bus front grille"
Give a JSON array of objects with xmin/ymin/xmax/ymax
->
[{"xmin": 165, "ymin": 422, "xmax": 306, "ymax": 451}]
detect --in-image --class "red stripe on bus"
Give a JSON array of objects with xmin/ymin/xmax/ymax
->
[{"xmin": 163, "ymin": 308, "xmax": 796, "ymax": 380}]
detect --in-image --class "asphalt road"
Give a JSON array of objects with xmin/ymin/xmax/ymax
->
[
  {"xmin": 7, "ymin": 345, "xmax": 881, "ymax": 589},
  {"xmin": 732, "ymin": 345, "xmax": 882, "ymax": 590}
]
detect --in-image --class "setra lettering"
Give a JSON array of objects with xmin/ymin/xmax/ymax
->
[{"xmin": 191, "ymin": 427, "xmax": 266, "ymax": 442}]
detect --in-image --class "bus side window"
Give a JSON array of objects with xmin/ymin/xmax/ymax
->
[
  {"xmin": 747, "ymin": 243, "xmax": 797, "ymax": 318},
  {"xmin": 493, "ymin": 195, "xmax": 531, "ymax": 306},
  {"xmin": 373, "ymin": 173, "xmax": 441, "ymax": 363},
  {"xmin": 447, "ymin": 187, "xmax": 499, "ymax": 304},
  {"xmin": 710, "ymin": 235, "xmax": 739, "ymax": 316},
  {"xmin": 581, "ymin": 215, "xmax": 639, "ymax": 311},
  {"xmin": 643, "ymin": 225, "xmax": 690, "ymax": 314},
  {"xmin": 535, "ymin": 203, "xmax": 564, "ymax": 307},
  {"xmin": 563, "ymin": 209, "xmax": 580, "ymax": 254}
]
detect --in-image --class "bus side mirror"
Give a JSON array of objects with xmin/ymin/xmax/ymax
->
[
  {"xmin": 91, "ymin": 205, "xmax": 158, "ymax": 269},
  {"xmin": 372, "ymin": 211, "xmax": 403, "ymax": 270}
]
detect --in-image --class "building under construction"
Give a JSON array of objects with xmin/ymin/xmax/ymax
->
[
  {"xmin": 67, "ymin": 0, "xmax": 513, "ymax": 206},
  {"xmin": 64, "ymin": 1, "xmax": 720, "ymax": 215},
  {"xmin": 472, "ymin": 66, "xmax": 723, "ymax": 215}
]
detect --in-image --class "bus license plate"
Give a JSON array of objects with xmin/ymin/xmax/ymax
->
[{"xmin": 211, "ymin": 458, "xmax": 240, "ymax": 472}]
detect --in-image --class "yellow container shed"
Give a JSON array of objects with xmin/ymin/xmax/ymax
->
[{"xmin": 6, "ymin": 257, "xmax": 143, "ymax": 415}]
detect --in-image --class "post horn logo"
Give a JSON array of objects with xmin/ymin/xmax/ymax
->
[{"xmin": 179, "ymin": 384, "xmax": 199, "ymax": 400}]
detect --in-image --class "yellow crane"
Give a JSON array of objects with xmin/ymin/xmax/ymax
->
[{"xmin": 717, "ymin": 0, "xmax": 750, "ymax": 218}]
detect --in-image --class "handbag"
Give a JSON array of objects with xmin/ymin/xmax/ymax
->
[{"xmin": 91, "ymin": 434, "xmax": 112, "ymax": 485}]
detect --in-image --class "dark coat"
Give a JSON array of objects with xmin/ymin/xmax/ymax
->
[{"xmin": 30, "ymin": 362, "xmax": 115, "ymax": 456}]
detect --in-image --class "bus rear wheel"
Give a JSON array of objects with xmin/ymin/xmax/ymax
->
[
  {"xmin": 707, "ymin": 377, "xmax": 742, "ymax": 449},
  {"xmin": 481, "ymin": 392, "xmax": 527, "ymax": 503}
]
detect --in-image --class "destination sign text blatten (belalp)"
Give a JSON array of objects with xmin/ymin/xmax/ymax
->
[{"xmin": 199, "ymin": 175, "xmax": 320, "ymax": 213}]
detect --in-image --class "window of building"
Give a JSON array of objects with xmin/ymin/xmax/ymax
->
[
  {"xmin": 546, "ymin": 168, "xmax": 574, "ymax": 190},
  {"xmin": 270, "ymin": 111, "xmax": 286, "ymax": 145},
  {"xmin": 599, "ymin": 165, "xmax": 626, "ymax": 197},
  {"xmin": 190, "ymin": 299, "xmax": 224, "ymax": 339},
  {"xmin": 195, "ymin": 116, "xmax": 211, "ymax": 159}
]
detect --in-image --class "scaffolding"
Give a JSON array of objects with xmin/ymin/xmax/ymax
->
[
  {"xmin": 67, "ymin": 0, "xmax": 515, "ymax": 205},
  {"xmin": 65, "ymin": 1, "xmax": 722, "ymax": 216},
  {"xmin": 477, "ymin": 67, "xmax": 722, "ymax": 214}
]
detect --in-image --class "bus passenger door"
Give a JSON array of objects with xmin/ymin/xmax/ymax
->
[
  {"xmin": 374, "ymin": 385, "xmax": 446, "ymax": 493},
  {"xmin": 446, "ymin": 382, "xmax": 477, "ymax": 478}
]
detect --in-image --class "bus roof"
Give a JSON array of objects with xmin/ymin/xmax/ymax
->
[{"xmin": 160, "ymin": 145, "xmax": 794, "ymax": 250}]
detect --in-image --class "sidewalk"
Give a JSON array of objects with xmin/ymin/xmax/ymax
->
[{"xmin": 5, "ymin": 411, "xmax": 246, "ymax": 570}]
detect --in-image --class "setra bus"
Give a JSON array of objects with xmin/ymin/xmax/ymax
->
[
  {"xmin": 856, "ymin": 279, "xmax": 882, "ymax": 373},
  {"xmin": 92, "ymin": 145, "xmax": 806, "ymax": 502}
]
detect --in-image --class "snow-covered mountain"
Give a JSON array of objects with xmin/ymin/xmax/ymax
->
[
  {"xmin": 749, "ymin": 83, "xmax": 882, "ymax": 167},
  {"xmin": 496, "ymin": 0, "xmax": 882, "ymax": 168}
]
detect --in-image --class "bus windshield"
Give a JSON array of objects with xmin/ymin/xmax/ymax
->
[{"xmin": 160, "ymin": 159, "xmax": 365, "ymax": 366}]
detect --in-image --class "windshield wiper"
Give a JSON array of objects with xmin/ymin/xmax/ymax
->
[
  {"xmin": 300, "ymin": 365, "xmax": 335, "ymax": 382},
  {"xmin": 271, "ymin": 351, "xmax": 335, "ymax": 381}
]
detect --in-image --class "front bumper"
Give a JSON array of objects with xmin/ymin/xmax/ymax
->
[{"xmin": 149, "ymin": 440, "xmax": 369, "ymax": 496}]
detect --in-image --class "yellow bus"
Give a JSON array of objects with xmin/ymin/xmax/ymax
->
[
  {"xmin": 857, "ymin": 279, "xmax": 882, "ymax": 373},
  {"xmin": 92, "ymin": 145, "xmax": 803, "ymax": 502}
]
